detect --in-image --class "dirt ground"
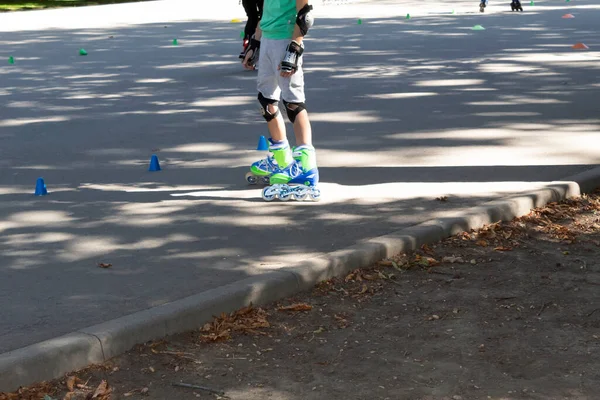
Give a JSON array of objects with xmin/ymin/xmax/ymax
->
[{"xmin": 3, "ymin": 190, "xmax": 600, "ymax": 400}]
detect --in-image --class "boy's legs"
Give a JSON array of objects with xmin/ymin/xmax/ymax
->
[
  {"xmin": 253, "ymin": 39, "xmax": 319, "ymax": 200},
  {"xmin": 275, "ymin": 41, "xmax": 312, "ymax": 148},
  {"xmin": 250, "ymin": 38, "xmax": 294, "ymax": 179},
  {"xmin": 268, "ymin": 40, "xmax": 318, "ymax": 186},
  {"xmin": 255, "ymin": 38, "xmax": 313, "ymax": 148},
  {"xmin": 257, "ymin": 38, "xmax": 288, "ymax": 146}
]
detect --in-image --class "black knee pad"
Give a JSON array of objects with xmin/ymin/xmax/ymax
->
[
  {"xmin": 283, "ymin": 100, "xmax": 306, "ymax": 123},
  {"xmin": 258, "ymin": 92, "xmax": 279, "ymax": 122}
]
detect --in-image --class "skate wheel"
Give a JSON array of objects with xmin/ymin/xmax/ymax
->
[
  {"xmin": 259, "ymin": 176, "xmax": 271, "ymax": 185},
  {"xmin": 294, "ymin": 191, "xmax": 308, "ymax": 201},
  {"xmin": 279, "ymin": 190, "xmax": 292, "ymax": 202},
  {"xmin": 245, "ymin": 172, "xmax": 258, "ymax": 185},
  {"xmin": 309, "ymin": 188, "xmax": 321, "ymax": 202},
  {"xmin": 261, "ymin": 186, "xmax": 276, "ymax": 202}
]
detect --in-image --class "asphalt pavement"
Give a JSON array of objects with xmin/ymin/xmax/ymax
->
[{"xmin": 0, "ymin": 0, "xmax": 598, "ymax": 353}]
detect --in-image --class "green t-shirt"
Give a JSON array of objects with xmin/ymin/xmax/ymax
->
[{"xmin": 260, "ymin": 0, "xmax": 297, "ymax": 40}]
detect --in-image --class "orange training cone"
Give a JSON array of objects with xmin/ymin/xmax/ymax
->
[
  {"xmin": 572, "ymin": 43, "xmax": 589, "ymax": 50},
  {"xmin": 562, "ymin": 14, "xmax": 574, "ymax": 18}
]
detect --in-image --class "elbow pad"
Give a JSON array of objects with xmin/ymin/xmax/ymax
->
[{"xmin": 296, "ymin": 4, "xmax": 314, "ymax": 36}]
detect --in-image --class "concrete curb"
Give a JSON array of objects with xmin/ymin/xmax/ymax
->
[{"xmin": 1, "ymin": 166, "xmax": 599, "ymax": 392}]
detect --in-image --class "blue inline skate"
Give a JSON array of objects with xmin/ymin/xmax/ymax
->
[
  {"xmin": 245, "ymin": 138, "xmax": 282, "ymax": 185},
  {"xmin": 261, "ymin": 146, "xmax": 321, "ymax": 202}
]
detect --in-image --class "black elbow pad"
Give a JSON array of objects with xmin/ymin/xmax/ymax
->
[{"xmin": 296, "ymin": 4, "xmax": 314, "ymax": 36}]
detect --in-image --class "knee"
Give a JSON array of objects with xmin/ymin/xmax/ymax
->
[
  {"xmin": 258, "ymin": 92, "xmax": 280, "ymax": 122},
  {"xmin": 282, "ymin": 100, "xmax": 306, "ymax": 123}
]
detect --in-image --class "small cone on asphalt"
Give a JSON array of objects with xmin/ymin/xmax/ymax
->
[
  {"xmin": 357, "ymin": 18, "xmax": 362, "ymax": 24},
  {"xmin": 472, "ymin": 25, "xmax": 485, "ymax": 30},
  {"xmin": 530, "ymin": 0, "xmax": 534, "ymax": 5},
  {"xmin": 79, "ymin": 48, "xmax": 88, "ymax": 56},
  {"xmin": 172, "ymin": 38, "xmax": 178, "ymax": 45},
  {"xmin": 148, "ymin": 154, "xmax": 161, "ymax": 171},
  {"xmin": 572, "ymin": 42, "xmax": 589, "ymax": 50},
  {"xmin": 8, "ymin": 56, "xmax": 14, "ymax": 64},
  {"xmin": 34, "ymin": 177, "xmax": 48, "ymax": 196},
  {"xmin": 406, "ymin": 13, "xmax": 410, "ymax": 19},
  {"xmin": 562, "ymin": 13, "xmax": 574, "ymax": 18},
  {"xmin": 240, "ymin": 30, "xmax": 245, "ymax": 38},
  {"xmin": 257, "ymin": 135, "xmax": 268, "ymax": 151}
]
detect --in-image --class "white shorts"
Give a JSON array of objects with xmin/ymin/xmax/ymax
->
[{"xmin": 257, "ymin": 37, "xmax": 305, "ymax": 103}]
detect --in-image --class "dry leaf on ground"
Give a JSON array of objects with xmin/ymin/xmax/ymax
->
[
  {"xmin": 494, "ymin": 246, "xmax": 512, "ymax": 252},
  {"xmin": 425, "ymin": 257, "xmax": 440, "ymax": 266},
  {"xmin": 66, "ymin": 376, "xmax": 76, "ymax": 392},
  {"xmin": 200, "ymin": 305, "xmax": 270, "ymax": 342},
  {"xmin": 421, "ymin": 244, "xmax": 435, "ymax": 254},
  {"xmin": 411, "ymin": 254, "xmax": 440, "ymax": 268},
  {"xmin": 345, "ymin": 270, "xmax": 362, "ymax": 281},
  {"xmin": 277, "ymin": 303, "xmax": 313, "ymax": 312},
  {"xmin": 0, "ymin": 382, "xmax": 57, "ymax": 400},
  {"xmin": 89, "ymin": 379, "xmax": 111, "ymax": 399},
  {"xmin": 334, "ymin": 314, "xmax": 350, "ymax": 328},
  {"xmin": 97, "ymin": 263, "xmax": 112, "ymax": 269}
]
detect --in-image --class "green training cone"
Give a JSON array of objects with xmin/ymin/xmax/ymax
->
[
  {"xmin": 79, "ymin": 49, "xmax": 87, "ymax": 56},
  {"xmin": 472, "ymin": 25, "xmax": 485, "ymax": 30},
  {"xmin": 8, "ymin": 56, "xmax": 14, "ymax": 64},
  {"xmin": 530, "ymin": 0, "xmax": 534, "ymax": 5},
  {"xmin": 406, "ymin": 13, "xmax": 410, "ymax": 19},
  {"xmin": 172, "ymin": 38, "xmax": 178, "ymax": 45},
  {"xmin": 240, "ymin": 30, "xmax": 244, "ymax": 38},
  {"xmin": 357, "ymin": 18, "xmax": 362, "ymax": 24}
]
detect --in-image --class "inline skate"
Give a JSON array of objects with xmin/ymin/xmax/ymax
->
[
  {"xmin": 261, "ymin": 146, "xmax": 321, "ymax": 202},
  {"xmin": 245, "ymin": 138, "xmax": 283, "ymax": 185}
]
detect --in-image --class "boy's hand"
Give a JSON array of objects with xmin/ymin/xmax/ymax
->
[
  {"xmin": 278, "ymin": 64, "xmax": 294, "ymax": 78},
  {"xmin": 278, "ymin": 65, "xmax": 297, "ymax": 78},
  {"xmin": 279, "ymin": 40, "xmax": 303, "ymax": 77},
  {"xmin": 242, "ymin": 36, "xmax": 260, "ymax": 70}
]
